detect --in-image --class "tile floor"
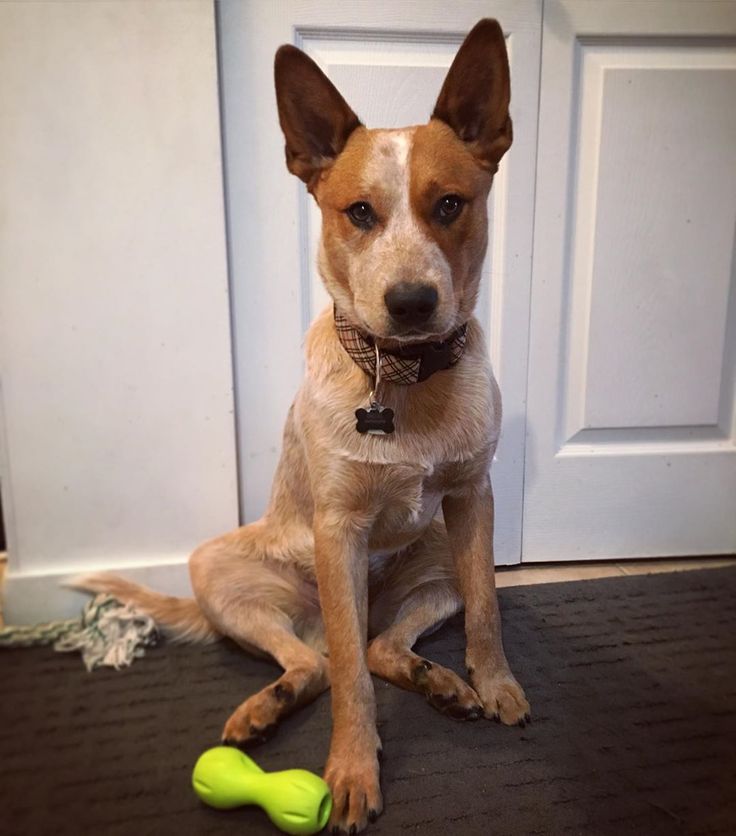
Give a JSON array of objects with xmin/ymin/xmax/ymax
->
[{"xmin": 0, "ymin": 553, "xmax": 733, "ymax": 628}]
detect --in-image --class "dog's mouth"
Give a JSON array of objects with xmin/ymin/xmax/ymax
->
[
  {"xmin": 361, "ymin": 327, "xmax": 444, "ymax": 351},
  {"xmin": 354, "ymin": 317, "xmax": 452, "ymax": 348},
  {"xmin": 383, "ymin": 328, "xmax": 446, "ymax": 346}
]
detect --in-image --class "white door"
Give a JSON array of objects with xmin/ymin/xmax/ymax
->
[
  {"xmin": 218, "ymin": 0, "xmax": 542, "ymax": 564},
  {"xmin": 523, "ymin": 0, "xmax": 736, "ymax": 561}
]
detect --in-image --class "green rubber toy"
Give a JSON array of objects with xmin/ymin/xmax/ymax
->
[{"xmin": 192, "ymin": 746, "xmax": 332, "ymax": 835}]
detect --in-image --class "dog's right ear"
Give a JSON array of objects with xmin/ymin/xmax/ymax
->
[{"xmin": 274, "ymin": 46, "xmax": 362, "ymax": 190}]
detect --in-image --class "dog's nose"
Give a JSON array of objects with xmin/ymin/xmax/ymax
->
[{"xmin": 384, "ymin": 283, "xmax": 438, "ymax": 328}]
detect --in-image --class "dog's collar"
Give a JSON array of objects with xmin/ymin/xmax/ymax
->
[{"xmin": 334, "ymin": 308, "xmax": 468, "ymax": 385}]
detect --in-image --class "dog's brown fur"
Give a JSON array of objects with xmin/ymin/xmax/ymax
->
[{"xmin": 72, "ymin": 20, "xmax": 529, "ymax": 833}]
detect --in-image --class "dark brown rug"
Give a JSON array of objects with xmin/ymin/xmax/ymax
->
[{"xmin": 2, "ymin": 566, "xmax": 735, "ymax": 836}]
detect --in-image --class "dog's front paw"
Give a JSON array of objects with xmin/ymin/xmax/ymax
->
[
  {"xmin": 324, "ymin": 746, "xmax": 383, "ymax": 833},
  {"xmin": 473, "ymin": 669, "xmax": 530, "ymax": 726}
]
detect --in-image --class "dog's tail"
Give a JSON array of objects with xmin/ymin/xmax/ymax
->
[{"xmin": 66, "ymin": 573, "xmax": 220, "ymax": 644}]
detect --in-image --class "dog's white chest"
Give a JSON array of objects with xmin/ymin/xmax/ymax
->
[{"xmin": 368, "ymin": 469, "xmax": 444, "ymax": 558}]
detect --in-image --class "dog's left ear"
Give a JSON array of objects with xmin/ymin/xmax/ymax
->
[
  {"xmin": 432, "ymin": 19, "xmax": 512, "ymax": 172},
  {"xmin": 275, "ymin": 45, "xmax": 362, "ymax": 190}
]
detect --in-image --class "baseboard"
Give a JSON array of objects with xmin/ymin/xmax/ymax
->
[{"xmin": 3, "ymin": 557, "xmax": 192, "ymax": 625}]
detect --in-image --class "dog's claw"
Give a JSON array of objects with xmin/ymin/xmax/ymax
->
[
  {"xmin": 220, "ymin": 719, "xmax": 279, "ymax": 749},
  {"xmin": 428, "ymin": 692, "xmax": 459, "ymax": 711},
  {"xmin": 248, "ymin": 721, "xmax": 278, "ymax": 742},
  {"xmin": 368, "ymin": 809, "xmax": 379, "ymax": 823}
]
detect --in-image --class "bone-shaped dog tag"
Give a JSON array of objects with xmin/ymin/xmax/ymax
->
[
  {"xmin": 355, "ymin": 345, "xmax": 394, "ymax": 434},
  {"xmin": 355, "ymin": 403, "xmax": 395, "ymax": 435}
]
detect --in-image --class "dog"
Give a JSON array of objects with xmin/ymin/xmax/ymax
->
[{"xmin": 74, "ymin": 19, "xmax": 529, "ymax": 833}]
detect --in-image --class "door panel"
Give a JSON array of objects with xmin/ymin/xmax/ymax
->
[
  {"xmin": 523, "ymin": 0, "xmax": 736, "ymax": 561},
  {"xmin": 219, "ymin": 1, "xmax": 542, "ymax": 563}
]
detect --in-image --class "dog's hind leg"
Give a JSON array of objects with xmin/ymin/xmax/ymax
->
[
  {"xmin": 366, "ymin": 524, "xmax": 484, "ymax": 720},
  {"xmin": 220, "ymin": 612, "xmax": 329, "ymax": 746},
  {"xmin": 189, "ymin": 529, "xmax": 329, "ymax": 746}
]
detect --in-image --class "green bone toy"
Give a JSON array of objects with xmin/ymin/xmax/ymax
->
[{"xmin": 192, "ymin": 746, "xmax": 332, "ymax": 835}]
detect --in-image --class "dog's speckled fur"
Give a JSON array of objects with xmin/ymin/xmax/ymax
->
[{"xmin": 72, "ymin": 20, "xmax": 529, "ymax": 834}]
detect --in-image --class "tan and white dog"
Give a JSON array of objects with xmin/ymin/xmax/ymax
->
[{"xmin": 75, "ymin": 19, "xmax": 529, "ymax": 833}]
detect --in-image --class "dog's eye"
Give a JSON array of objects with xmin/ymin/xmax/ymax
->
[
  {"xmin": 346, "ymin": 201, "xmax": 376, "ymax": 230},
  {"xmin": 435, "ymin": 194, "xmax": 464, "ymax": 224}
]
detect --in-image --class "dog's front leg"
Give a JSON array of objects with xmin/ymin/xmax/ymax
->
[
  {"xmin": 443, "ymin": 477, "xmax": 531, "ymax": 726},
  {"xmin": 313, "ymin": 509, "xmax": 382, "ymax": 833}
]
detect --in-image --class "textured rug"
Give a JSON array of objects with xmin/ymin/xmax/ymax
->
[{"xmin": 1, "ymin": 567, "xmax": 735, "ymax": 836}]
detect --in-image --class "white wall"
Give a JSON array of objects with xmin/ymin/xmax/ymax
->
[{"xmin": 0, "ymin": 0, "xmax": 238, "ymax": 622}]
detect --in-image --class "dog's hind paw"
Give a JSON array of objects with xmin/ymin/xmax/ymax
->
[
  {"xmin": 221, "ymin": 691, "xmax": 284, "ymax": 747},
  {"xmin": 222, "ymin": 721, "xmax": 278, "ymax": 749},
  {"xmin": 411, "ymin": 659, "xmax": 485, "ymax": 721},
  {"xmin": 473, "ymin": 669, "xmax": 530, "ymax": 726}
]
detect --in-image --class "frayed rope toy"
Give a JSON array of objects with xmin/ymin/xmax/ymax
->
[{"xmin": 0, "ymin": 594, "xmax": 158, "ymax": 671}]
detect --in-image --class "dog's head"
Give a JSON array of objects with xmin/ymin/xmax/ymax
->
[{"xmin": 274, "ymin": 19, "xmax": 511, "ymax": 344}]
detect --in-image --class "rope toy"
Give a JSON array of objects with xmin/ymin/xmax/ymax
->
[{"xmin": 0, "ymin": 594, "xmax": 158, "ymax": 670}]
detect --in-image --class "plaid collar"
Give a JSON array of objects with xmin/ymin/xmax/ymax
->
[{"xmin": 334, "ymin": 308, "xmax": 468, "ymax": 385}]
